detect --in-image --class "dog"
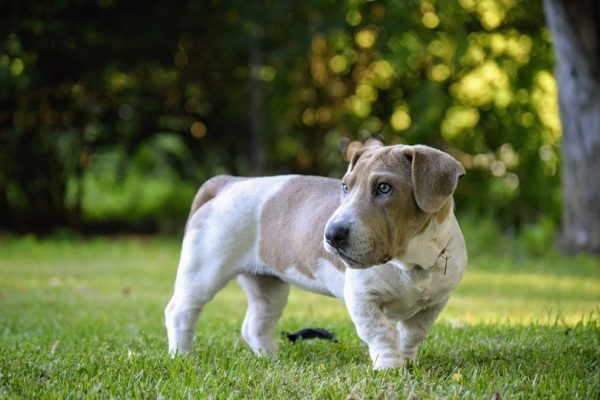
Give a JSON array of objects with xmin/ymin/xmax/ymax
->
[{"xmin": 164, "ymin": 143, "xmax": 467, "ymax": 370}]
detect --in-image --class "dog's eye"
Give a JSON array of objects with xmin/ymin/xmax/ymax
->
[
  {"xmin": 376, "ymin": 182, "xmax": 392, "ymax": 195},
  {"xmin": 342, "ymin": 183, "xmax": 349, "ymax": 193}
]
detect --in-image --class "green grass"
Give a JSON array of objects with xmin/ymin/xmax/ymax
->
[{"xmin": 0, "ymin": 230, "xmax": 599, "ymax": 399}]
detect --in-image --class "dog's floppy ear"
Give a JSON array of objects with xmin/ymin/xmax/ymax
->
[
  {"xmin": 347, "ymin": 139, "xmax": 384, "ymax": 172},
  {"xmin": 347, "ymin": 148, "xmax": 365, "ymax": 172},
  {"xmin": 402, "ymin": 145, "xmax": 466, "ymax": 213}
]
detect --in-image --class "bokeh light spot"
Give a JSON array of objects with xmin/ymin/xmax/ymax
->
[
  {"xmin": 346, "ymin": 10, "xmax": 362, "ymax": 26},
  {"xmin": 430, "ymin": 64, "xmax": 450, "ymax": 81},
  {"xmin": 302, "ymin": 108, "xmax": 316, "ymax": 126},
  {"xmin": 355, "ymin": 27, "xmax": 377, "ymax": 49},
  {"xmin": 10, "ymin": 58, "xmax": 24, "ymax": 76},
  {"xmin": 260, "ymin": 66, "xmax": 276, "ymax": 81},
  {"xmin": 491, "ymin": 160, "xmax": 506, "ymax": 177},
  {"xmin": 347, "ymin": 96, "xmax": 371, "ymax": 118},
  {"xmin": 422, "ymin": 13, "xmax": 440, "ymax": 29},
  {"xmin": 482, "ymin": 11, "xmax": 501, "ymax": 30},
  {"xmin": 458, "ymin": 0, "xmax": 476, "ymax": 10},
  {"xmin": 191, "ymin": 121, "xmax": 207, "ymax": 138},
  {"xmin": 356, "ymin": 84, "xmax": 377, "ymax": 102},
  {"xmin": 390, "ymin": 108, "xmax": 411, "ymax": 131},
  {"xmin": 329, "ymin": 55, "xmax": 349, "ymax": 74},
  {"xmin": 504, "ymin": 173, "xmax": 520, "ymax": 190}
]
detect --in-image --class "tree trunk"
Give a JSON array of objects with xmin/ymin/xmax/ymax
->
[{"xmin": 543, "ymin": 0, "xmax": 600, "ymax": 254}]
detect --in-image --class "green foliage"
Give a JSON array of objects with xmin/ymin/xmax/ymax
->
[
  {"xmin": 460, "ymin": 212, "xmax": 559, "ymax": 259},
  {"xmin": 76, "ymin": 135, "xmax": 198, "ymax": 233},
  {"xmin": 518, "ymin": 216, "xmax": 557, "ymax": 256},
  {"xmin": 0, "ymin": 235, "xmax": 598, "ymax": 398},
  {"xmin": 0, "ymin": 0, "xmax": 561, "ymax": 233}
]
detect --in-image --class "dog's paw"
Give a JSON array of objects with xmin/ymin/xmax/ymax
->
[
  {"xmin": 168, "ymin": 346, "xmax": 191, "ymax": 358},
  {"xmin": 400, "ymin": 347, "xmax": 418, "ymax": 361},
  {"xmin": 372, "ymin": 356, "xmax": 404, "ymax": 371}
]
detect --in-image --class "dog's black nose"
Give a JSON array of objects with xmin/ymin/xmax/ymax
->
[{"xmin": 325, "ymin": 223, "xmax": 350, "ymax": 248}]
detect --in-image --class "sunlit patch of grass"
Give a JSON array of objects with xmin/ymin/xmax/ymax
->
[
  {"xmin": 443, "ymin": 269, "xmax": 600, "ymax": 325},
  {"xmin": 0, "ymin": 235, "xmax": 598, "ymax": 398}
]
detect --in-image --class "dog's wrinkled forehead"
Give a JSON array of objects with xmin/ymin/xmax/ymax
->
[{"xmin": 346, "ymin": 145, "xmax": 411, "ymax": 182}]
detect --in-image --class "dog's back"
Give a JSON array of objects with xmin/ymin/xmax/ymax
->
[{"xmin": 186, "ymin": 175, "xmax": 246, "ymax": 232}]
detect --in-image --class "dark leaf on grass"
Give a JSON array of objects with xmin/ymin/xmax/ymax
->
[{"xmin": 283, "ymin": 328, "xmax": 337, "ymax": 343}]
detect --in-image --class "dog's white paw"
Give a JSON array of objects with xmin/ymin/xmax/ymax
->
[{"xmin": 373, "ymin": 356, "xmax": 404, "ymax": 370}]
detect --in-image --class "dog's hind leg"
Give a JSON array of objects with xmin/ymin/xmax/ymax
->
[
  {"xmin": 164, "ymin": 231, "xmax": 236, "ymax": 356},
  {"xmin": 237, "ymin": 273, "xmax": 290, "ymax": 357}
]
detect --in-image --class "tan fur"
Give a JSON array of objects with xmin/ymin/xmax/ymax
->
[
  {"xmin": 187, "ymin": 175, "xmax": 247, "ymax": 231},
  {"xmin": 259, "ymin": 176, "xmax": 345, "ymax": 276},
  {"xmin": 434, "ymin": 197, "xmax": 454, "ymax": 224}
]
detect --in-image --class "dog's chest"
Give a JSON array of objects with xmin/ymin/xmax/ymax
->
[{"xmin": 379, "ymin": 266, "xmax": 445, "ymax": 321}]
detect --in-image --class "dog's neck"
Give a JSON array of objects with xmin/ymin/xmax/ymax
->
[{"xmin": 393, "ymin": 204, "xmax": 454, "ymax": 270}]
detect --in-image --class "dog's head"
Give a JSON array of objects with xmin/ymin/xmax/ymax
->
[{"xmin": 323, "ymin": 143, "xmax": 465, "ymax": 269}]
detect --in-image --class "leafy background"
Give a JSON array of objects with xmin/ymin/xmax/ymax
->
[{"xmin": 0, "ymin": 0, "xmax": 560, "ymax": 241}]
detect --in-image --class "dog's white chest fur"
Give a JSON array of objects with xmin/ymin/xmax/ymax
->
[
  {"xmin": 381, "ymin": 263, "xmax": 453, "ymax": 321},
  {"xmin": 344, "ymin": 238, "xmax": 465, "ymax": 322}
]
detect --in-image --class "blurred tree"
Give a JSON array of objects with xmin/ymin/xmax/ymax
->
[
  {"xmin": 0, "ymin": 0, "xmax": 565, "ymax": 236},
  {"xmin": 543, "ymin": 0, "xmax": 600, "ymax": 254},
  {"xmin": 290, "ymin": 0, "xmax": 559, "ymax": 228},
  {"xmin": 0, "ymin": 1, "xmax": 188, "ymax": 231}
]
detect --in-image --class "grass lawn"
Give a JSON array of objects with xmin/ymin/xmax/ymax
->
[{"xmin": 0, "ymin": 227, "xmax": 599, "ymax": 399}]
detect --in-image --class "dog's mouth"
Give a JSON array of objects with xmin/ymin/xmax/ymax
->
[
  {"xmin": 324, "ymin": 240, "xmax": 390, "ymax": 269},
  {"xmin": 324, "ymin": 241, "xmax": 362, "ymax": 267},
  {"xmin": 336, "ymin": 250, "xmax": 365, "ymax": 268},
  {"xmin": 330, "ymin": 247, "xmax": 390, "ymax": 269}
]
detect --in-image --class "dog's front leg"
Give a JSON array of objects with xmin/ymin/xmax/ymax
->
[
  {"xmin": 346, "ymin": 296, "xmax": 403, "ymax": 369},
  {"xmin": 344, "ymin": 283, "xmax": 403, "ymax": 370},
  {"xmin": 397, "ymin": 300, "xmax": 448, "ymax": 361}
]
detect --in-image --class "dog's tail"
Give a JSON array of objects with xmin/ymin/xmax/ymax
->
[{"xmin": 186, "ymin": 175, "xmax": 245, "ymax": 231}]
